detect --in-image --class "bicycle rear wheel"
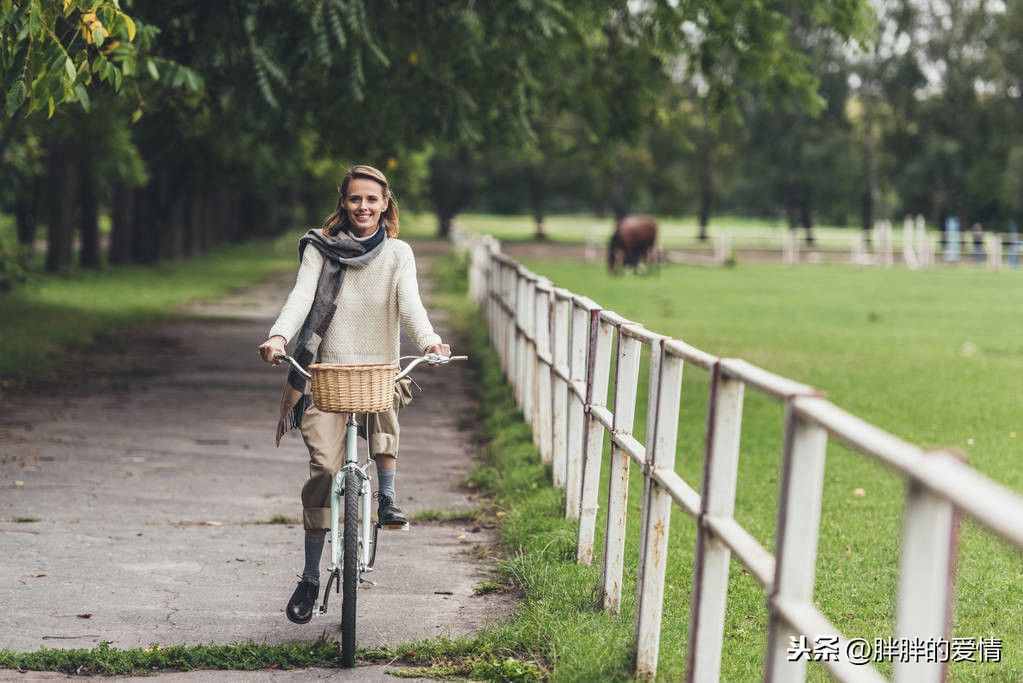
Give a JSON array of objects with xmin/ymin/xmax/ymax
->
[{"xmin": 340, "ymin": 479, "xmax": 360, "ymax": 667}]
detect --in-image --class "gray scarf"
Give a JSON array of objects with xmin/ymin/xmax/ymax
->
[{"xmin": 274, "ymin": 225, "xmax": 387, "ymax": 445}]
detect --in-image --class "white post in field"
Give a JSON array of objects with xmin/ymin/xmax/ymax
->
[
  {"xmin": 635, "ymin": 332, "xmax": 666, "ymax": 633},
  {"xmin": 577, "ymin": 310, "xmax": 613, "ymax": 565},
  {"xmin": 880, "ymin": 220, "xmax": 895, "ymax": 267},
  {"xmin": 903, "ymin": 216, "xmax": 919, "ymax": 269},
  {"xmin": 521, "ymin": 276, "xmax": 535, "ymax": 430},
  {"xmin": 634, "ymin": 346, "xmax": 685, "ymax": 680},
  {"xmin": 986, "ymin": 233, "xmax": 1003, "ymax": 271},
  {"xmin": 916, "ymin": 215, "xmax": 933, "ymax": 267},
  {"xmin": 513, "ymin": 270, "xmax": 527, "ymax": 408},
  {"xmin": 551, "ymin": 290, "xmax": 571, "ymax": 489},
  {"xmin": 782, "ymin": 231, "xmax": 797, "ymax": 265},
  {"xmin": 565, "ymin": 299, "xmax": 592, "ymax": 520},
  {"xmin": 893, "ymin": 452, "xmax": 961, "ymax": 683},
  {"xmin": 764, "ymin": 406, "xmax": 828, "ymax": 683},
  {"xmin": 534, "ymin": 281, "xmax": 554, "ymax": 464},
  {"xmin": 686, "ymin": 366, "xmax": 746, "ymax": 683},
  {"xmin": 504, "ymin": 263, "xmax": 516, "ymax": 378},
  {"xmin": 600, "ymin": 328, "xmax": 642, "ymax": 613},
  {"xmin": 496, "ymin": 261, "xmax": 508, "ymax": 374}
]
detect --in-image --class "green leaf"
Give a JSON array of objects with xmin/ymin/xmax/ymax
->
[
  {"xmin": 5, "ymin": 79, "xmax": 25, "ymax": 117},
  {"xmin": 119, "ymin": 11, "xmax": 136, "ymax": 41},
  {"xmin": 184, "ymin": 69, "xmax": 201, "ymax": 91},
  {"xmin": 146, "ymin": 58, "xmax": 159, "ymax": 80},
  {"xmin": 131, "ymin": 107, "xmax": 142, "ymax": 123},
  {"xmin": 47, "ymin": 96, "xmax": 55, "ymax": 118},
  {"xmin": 92, "ymin": 24, "xmax": 107, "ymax": 47},
  {"xmin": 74, "ymin": 82, "xmax": 90, "ymax": 112},
  {"xmin": 64, "ymin": 56, "xmax": 76, "ymax": 81}
]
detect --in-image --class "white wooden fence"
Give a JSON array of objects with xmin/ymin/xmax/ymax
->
[{"xmin": 454, "ymin": 230, "xmax": 1023, "ymax": 682}]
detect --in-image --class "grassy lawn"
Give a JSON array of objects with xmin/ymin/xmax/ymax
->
[
  {"xmin": 442, "ymin": 212, "xmax": 925, "ymax": 251},
  {"xmin": 0, "ymin": 236, "xmax": 299, "ymax": 382},
  {"xmin": 444, "ymin": 251, "xmax": 1023, "ymax": 681}
]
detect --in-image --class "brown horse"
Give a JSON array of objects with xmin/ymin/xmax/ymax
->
[{"xmin": 608, "ymin": 214, "xmax": 658, "ymax": 273}]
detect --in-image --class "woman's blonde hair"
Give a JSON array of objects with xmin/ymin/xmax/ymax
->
[{"xmin": 321, "ymin": 164, "xmax": 400, "ymax": 237}]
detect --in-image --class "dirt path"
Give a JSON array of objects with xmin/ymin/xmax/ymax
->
[{"xmin": 0, "ymin": 242, "xmax": 509, "ymax": 680}]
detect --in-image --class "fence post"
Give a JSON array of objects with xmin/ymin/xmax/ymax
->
[
  {"xmin": 764, "ymin": 405, "xmax": 828, "ymax": 683},
  {"xmin": 600, "ymin": 328, "xmax": 642, "ymax": 613},
  {"xmin": 635, "ymin": 333, "xmax": 666, "ymax": 628},
  {"xmin": 485, "ymin": 252, "xmax": 495, "ymax": 343},
  {"xmin": 686, "ymin": 364, "xmax": 745, "ymax": 683},
  {"xmin": 986, "ymin": 233, "xmax": 1002, "ymax": 271},
  {"xmin": 551, "ymin": 290, "xmax": 571, "ymax": 489},
  {"xmin": 577, "ymin": 310, "xmax": 612, "ymax": 564},
  {"xmin": 893, "ymin": 451, "xmax": 961, "ymax": 683},
  {"xmin": 500, "ymin": 261, "xmax": 512, "ymax": 376},
  {"xmin": 534, "ymin": 281, "xmax": 554, "ymax": 465},
  {"xmin": 634, "ymin": 345, "xmax": 685, "ymax": 680},
  {"xmin": 507, "ymin": 263, "xmax": 516, "ymax": 376},
  {"xmin": 565, "ymin": 299, "xmax": 590, "ymax": 519},
  {"xmin": 513, "ymin": 269, "xmax": 527, "ymax": 407},
  {"xmin": 522, "ymin": 275, "xmax": 535, "ymax": 431}
]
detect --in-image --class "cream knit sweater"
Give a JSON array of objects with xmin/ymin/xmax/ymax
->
[{"xmin": 268, "ymin": 237, "xmax": 441, "ymax": 365}]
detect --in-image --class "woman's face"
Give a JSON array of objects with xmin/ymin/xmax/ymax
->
[{"xmin": 344, "ymin": 177, "xmax": 388, "ymax": 236}]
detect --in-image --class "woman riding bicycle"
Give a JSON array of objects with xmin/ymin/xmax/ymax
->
[{"xmin": 257, "ymin": 164, "xmax": 450, "ymax": 624}]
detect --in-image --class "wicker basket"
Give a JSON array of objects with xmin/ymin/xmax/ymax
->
[{"xmin": 309, "ymin": 363, "xmax": 397, "ymax": 413}]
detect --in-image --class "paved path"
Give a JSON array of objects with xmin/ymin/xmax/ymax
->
[{"xmin": 0, "ymin": 242, "xmax": 509, "ymax": 680}]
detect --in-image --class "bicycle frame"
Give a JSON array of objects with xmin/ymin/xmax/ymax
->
[{"xmin": 322, "ymin": 413, "xmax": 376, "ymax": 612}]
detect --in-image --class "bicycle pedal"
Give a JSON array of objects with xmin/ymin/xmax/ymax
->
[{"xmin": 378, "ymin": 522, "xmax": 410, "ymax": 531}]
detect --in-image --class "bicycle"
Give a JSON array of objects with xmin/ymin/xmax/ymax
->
[{"xmin": 274, "ymin": 352, "xmax": 467, "ymax": 667}]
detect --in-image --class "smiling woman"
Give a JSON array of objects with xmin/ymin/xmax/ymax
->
[{"xmin": 256, "ymin": 163, "xmax": 451, "ymax": 625}]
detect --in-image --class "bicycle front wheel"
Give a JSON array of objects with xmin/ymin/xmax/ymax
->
[{"xmin": 340, "ymin": 479, "xmax": 360, "ymax": 667}]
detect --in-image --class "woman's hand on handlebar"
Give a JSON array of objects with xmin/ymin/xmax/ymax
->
[
  {"xmin": 259, "ymin": 335, "xmax": 287, "ymax": 364},
  {"xmin": 425, "ymin": 342, "xmax": 450, "ymax": 359}
]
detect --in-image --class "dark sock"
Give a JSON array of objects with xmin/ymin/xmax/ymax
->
[
  {"xmin": 302, "ymin": 529, "xmax": 326, "ymax": 583},
  {"xmin": 376, "ymin": 462, "xmax": 396, "ymax": 500}
]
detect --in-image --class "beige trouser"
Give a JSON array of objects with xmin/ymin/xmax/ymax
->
[{"xmin": 298, "ymin": 402, "xmax": 401, "ymax": 531}]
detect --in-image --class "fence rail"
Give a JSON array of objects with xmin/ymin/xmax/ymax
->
[{"xmin": 455, "ymin": 229, "xmax": 1023, "ymax": 682}]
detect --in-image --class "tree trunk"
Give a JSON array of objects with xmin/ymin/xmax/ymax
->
[
  {"xmin": 861, "ymin": 114, "xmax": 875, "ymax": 247},
  {"xmin": 131, "ymin": 184, "xmax": 157, "ymax": 264},
  {"xmin": 697, "ymin": 140, "xmax": 713, "ymax": 241},
  {"xmin": 784, "ymin": 188, "xmax": 799, "ymax": 231},
  {"xmin": 160, "ymin": 198, "xmax": 183, "ymax": 260},
  {"xmin": 45, "ymin": 143, "xmax": 74, "ymax": 273},
  {"xmin": 109, "ymin": 183, "xmax": 134, "ymax": 265},
  {"xmin": 14, "ymin": 175, "xmax": 39, "ymax": 261},
  {"xmin": 198, "ymin": 191, "xmax": 211, "ymax": 253},
  {"xmin": 183, "ymin": 190, "xmax": 197, "ymax": 257},
  {"xmin": 436, "ymin": 211, "xmax": 452, "ymax": 238},
  {"xmin": 528, "ymin": 168, "xmax": 547, "ymax": 240},
  {"xmin": 79, "ymin": 156, "xmax": 101, "ymax": 268},
  {"xmin": 800, "ymin": 199, "xmax": 815, "ymax": 245}
]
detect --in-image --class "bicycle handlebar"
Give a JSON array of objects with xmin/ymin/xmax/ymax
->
[
  {"xmin": 274, "ymin": 354, "xmax": 312, "ymax": 379},
  {"xmin": 394, "ymin": 354, "xmax": 468, "ymax": 381},
  {"xmin": 271, "ymin": 353, "xmax": 467, "ymax": 382}
]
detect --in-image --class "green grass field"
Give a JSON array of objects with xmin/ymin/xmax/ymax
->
[
  {"xmin": 453, "ymin": 251, "xmax": 1023, "ymax": 681},
  {"xmin": 443, "ymin": 212, "xmax": 925, "ymax": 251}
]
